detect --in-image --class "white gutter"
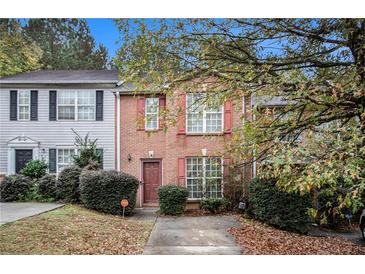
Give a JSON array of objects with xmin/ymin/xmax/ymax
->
[{"xmin": 116, "ymin": 91, "xmax": 121, "ymax": 171}]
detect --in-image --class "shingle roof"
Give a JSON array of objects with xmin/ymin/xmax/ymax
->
[{"xmin": 0, "ymin": 70, "xmax": 119, "ymax": 84}]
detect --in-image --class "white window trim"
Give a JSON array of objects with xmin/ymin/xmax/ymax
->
[
  {"xmin": 186, "ymin": 156, "xmax": 224, "ymax": 200},
  {"xmin": 18, "ymin": 90, "xmax": 30, "ymax": 121},
  {"xmin": 57, "ymin": 91, "xmax": 96, "ymax": 121},
  {"xmin": 56, "ymin": 147, "xmax": 77, "ymax": 174},
  {"xmin": 186, "ymin": 93, "xmax": 224, "ymax": 134},
  {"xmin": 144, "ymin": 97, "xmax": 159, "ymax": 131}
]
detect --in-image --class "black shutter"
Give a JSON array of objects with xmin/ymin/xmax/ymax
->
[
  {"xmin": 10, "ymin": 90, "xmax": 17, "ymax": 121},
  {"xmin": 48, "ymin": 149, "xmax": 57, "ymax": 173},
  {"xmin": 30, "ymin": 90, "xmax": 38, "ymax": 121},
  {"xmin": 95, "ymin": 90, "xmax": 103, "ymax": 121},
  {"xmin": 96, "ymin": 148, "xmax": 103, "ymax": 169},
  {"xmin": 49, "ymin": 90, "xmax": 57, "ymax": 121}
]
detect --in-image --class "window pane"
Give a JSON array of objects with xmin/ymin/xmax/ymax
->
[
  {"xmin": 58, "ymin": 106, "xmax": 75, "ymax": 120},
  {"xmin": 186, "ymin": 157, "xmax": 204, "ymax": 198},
  {"xmin": 19, "ymin": 91, "xmax": 30, "ymax": 104},
  {"xmin": 78, "ymin": 91, "xmax": 95, "ymax": 105},
  {"xmin": 186, "ymin": 157, "xmax": 223, "ymax": 199},
  {"xmin": 19, "ymin": 106, "xmax": 30, "ymax": 120},
  {"xmin": 206, "ymin": 112, "xmax": 222, "ymax": 132},
  {"xmin": 57, "ymin": 149, "xmax": 75, "ymax": 172},
  {"xmin": 186, "ymin": 93, "xmax": 223, "ymax": 133},
  {"xmin": 78, "ymin": 106, "xmax": 95, "ymax": 120},
  {"xmin": 145, "ymin": 98, "xmax": 159, "ymax": 130},
  {"xmin": 58, "ymin": 91, "xmax": 76, "ymax": 105}
]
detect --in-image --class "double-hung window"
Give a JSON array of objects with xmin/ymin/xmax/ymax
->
[
  {"xmin": 186, "ymin": 93, "xmax": 223, "ymax": 133},
  {"xmin": 57, "ymin": 91, "xmax": 95, "ymax": 120},
  {"xmin": 186, "ymin": 157, "xmax": 223, "ymax": 199},
  {"xmin": 18, "ymin": 90, "xmax": 30, "ymax": 120},
  {"xmin": 57, "ymin": 148, "xmax": 76, "ymax": 172},
  {"xmin": 145, "ymin": 98, "xmax": 159, "ymax": 130}
]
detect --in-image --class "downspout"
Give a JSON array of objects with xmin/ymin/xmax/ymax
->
[{"xmin": 116, "ymin": 91, "xmax": 121, "ymax": 171}]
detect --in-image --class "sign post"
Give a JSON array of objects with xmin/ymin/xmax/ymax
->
[{"xmin": 120, "ymin": 199, "xmax": 129, "ymax": 219}]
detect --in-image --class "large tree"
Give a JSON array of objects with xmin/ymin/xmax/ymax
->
[
  {"xmin": 24, "ymin": 18, "xmax": 108, "ymax": 70},
  {"xmin": 0, "ymin": 19, "xmax": 42, "ymax": 77},
  {"xmin": 113, "ymin": 19, "xmax": 365, "ymax": 221}
]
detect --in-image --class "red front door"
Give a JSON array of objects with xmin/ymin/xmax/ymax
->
[{"xmin": 143, "ymin": 161, "xmax": 161, "ymax": 203}]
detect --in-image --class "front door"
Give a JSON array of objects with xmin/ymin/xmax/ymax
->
[
  {"xmin": 143, "ymin": 161, "xmax": 161, "ymax": 203},
  {"xmin": 15, "ymin": 149, "xmax": 33, "ymax": 173}
]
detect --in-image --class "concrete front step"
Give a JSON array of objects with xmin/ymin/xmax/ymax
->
[{"xmin": 143, "ymin": 245, "xmax": 242, "ymax": 255}]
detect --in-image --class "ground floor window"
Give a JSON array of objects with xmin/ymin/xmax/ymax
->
[
  {"xmin": 57, "ymin": 148, "xmax": 76, "ymax": 172},
  {"xmin": 186, "ymin": 157, "xmax": 223, "ymax": 199}
]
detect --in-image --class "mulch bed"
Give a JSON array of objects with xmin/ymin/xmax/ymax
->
[{"xmin": 228, "ymin": 216, "xmax": 365, "ymax": 255}]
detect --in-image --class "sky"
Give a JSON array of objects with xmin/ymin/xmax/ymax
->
[{"xmin": 85, "ymin": 19, "xmax": 120, "ymax": 61}]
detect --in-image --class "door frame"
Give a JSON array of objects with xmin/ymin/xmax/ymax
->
[{"xmin": 140, "ymin": 158, "xmax": 163, "ymax": 204}]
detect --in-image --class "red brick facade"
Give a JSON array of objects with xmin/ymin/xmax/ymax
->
[{"xmin": 118, "ymin": 92, "xmax": 250, "ymax": 208}]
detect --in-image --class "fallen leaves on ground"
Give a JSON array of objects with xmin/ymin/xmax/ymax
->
[
  {"xmin": 0, "ymin": 205, "xmax": 154, "ymax": 255},
  {"xmin": 228, "ymin": 216, "xmax": 365, "ymax": 255}
]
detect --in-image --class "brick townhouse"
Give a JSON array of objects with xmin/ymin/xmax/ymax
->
[{"xmin": 115, "ymin": 85, "xmax": 252, "ymax": 208}]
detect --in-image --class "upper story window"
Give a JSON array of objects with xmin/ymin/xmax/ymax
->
[
  {"xmin": 18, "ymin": 90, "xmax": 30, "ymax": 120},
  {"xmin": 145, "ymin": 97, "xmax": 159, "ymax": 130},
  {"xmin": 186, "ymin": 93, "xmax": 223, "ymax": 133},
  {"xmin": 57, "ymin": 91, "xmax": 95, "ymax": 120}
]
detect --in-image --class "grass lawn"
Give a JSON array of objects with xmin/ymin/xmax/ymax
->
[
  {"xmin": 0, "ymin": 205, "xmax": 155, "ymax": 255},
  {"xmin": 229, "ymin": 216, "xmax": 365, "ymax": 255}
]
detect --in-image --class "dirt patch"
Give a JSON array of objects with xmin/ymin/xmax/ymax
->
[{"xmin": 228, "ymin": 216, "xmax": 365, "ymax": 255}]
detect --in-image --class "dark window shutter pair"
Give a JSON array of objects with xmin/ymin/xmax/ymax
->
[{"xmin": 10, "ymin": 90, "xmax": 38, "ymax": 120}]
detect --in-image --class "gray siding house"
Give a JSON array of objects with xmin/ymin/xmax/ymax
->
[{"xmin": 0, "ymin": 70, "xmax": 119, "ymax": 177}]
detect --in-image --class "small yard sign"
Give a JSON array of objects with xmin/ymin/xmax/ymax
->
[{"xmin": 120, "ymin": 199, "xmax": 129, "ymax": 218}]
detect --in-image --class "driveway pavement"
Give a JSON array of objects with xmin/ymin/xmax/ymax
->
[
  {"xmin": 0, "ymin": 202, "xmax": 64, "ymax": 225},
  {"xmin": 143, "ymin": 215, "xmax": 242, "ymax": 255}
]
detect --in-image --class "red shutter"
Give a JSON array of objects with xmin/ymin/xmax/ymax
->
[
  {"xmin": 137, "ymin": 96, "xmax": 145, "ymax": 130},
  {"xmin": 159, "ymin": 96, "xmax": 166, "ymax": 130},
  {"xmin": 177, "ymin": 93, "xmax": 186, "ymax": 134},
  {"xmin": 223, "ymin": 158, "xmax": 231, "ymax": 178},
  {"xmin": 177, "ymin": 157, "xmax": 186, "ymax": 185},
  {"xmin": 224, "ymin": 100, "xmax": 233, "ymax": 133}
]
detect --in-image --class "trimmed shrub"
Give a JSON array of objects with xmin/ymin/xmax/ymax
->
[
  {"xmin": 200, "ymin": 198, "xmax": 229, "ymax": 213},
  {"xmin": 248, "ymin": 177, "xmax": 312, "ymax": 233},
  {"xmin": 158, "ymin": 185, "xmax": 188, "ymax": 215},
  {"xmin": 38, "ymin": 174, "xmax": 58, "ymax": 200},
  {"xmin": 56, "ymin": 166, "xmax": 82, "ymax": 203},
  {"xmin": 0, "ymin": 175, "xmax": 32, "ymax": 202},
  {"xmin": 80, "ymin": 170, "xmax": 139, "ymax": 216},
  {"xmin": 20, "ymin": 160, "xmax": 48, "ymax": 179}
]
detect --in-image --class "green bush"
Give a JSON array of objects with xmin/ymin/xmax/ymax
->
[
  {"xmin": 248, "ymin": 177, "xmax": 312, "ymax": 233},
  {"xmin": 158, "ymin": 185, "xmax": 189, "ymax": 215},
  {"xmin": 0, "ymin": 175, "xmax": 32, "ymax": 202},
  {"xmin": 38, "ymin": 174, "xmax": 58, "ymax": 200},
  {"xmin": 72, "ymin": 129, "xmax": 102, "ymax": 168},
  {"xmin": 79, "ymin": 170, "xmax": 139, "ymax": 216},
  {"xmin": 56, "ymin": 166, "xmax": 82, "ymax": 203},
  {"xmin": 200, "ymin": 198, "xmax": 229, "ymax": 213},
  {"xmin": 20, "ymin": 160, "xmax": 47, "ymax": 179}
]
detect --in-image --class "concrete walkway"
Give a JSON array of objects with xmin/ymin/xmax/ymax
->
[
  {"xmin": 143, "ymin": 215, "xmax": 242, "ymax": 255},
  {"xmin": 0, "ymin": 202, "xmax": 64, "ymax": 225}
]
